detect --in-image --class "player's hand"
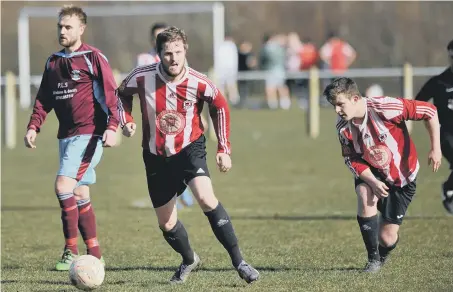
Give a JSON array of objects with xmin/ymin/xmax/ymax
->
[
  {"xmin": 122, "ymin": 122, "xmax": 136, "ymax": 138},
  {"xmin": 370, "ymin": 180, "xmax": 389, "ymax": 198},
  {"xmin": 102, "ymin": 129, "xmax": 117, "ymax": 147},
  {"xmin": 428, "ymin": 148, "xmax": 442, "ymax": 172},
  {"xmin": 216, "ymin": 153, "xmax": 232, "ymax": 173},
  {"xmin": 24, "ymin": 129, "xmax": 37, "ymax": 149}
]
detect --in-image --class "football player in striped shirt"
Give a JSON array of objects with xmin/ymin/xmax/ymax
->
[
  {"xmin": 324, "ymin": 77, "xmax": 441, "ymax": 273},
  {"xmin": 133, "ymin": 22, "xmax": 195, "ymax": 210},
  {"xmin": 117, "ymin": 26, "xmax": 259, "ymax": 284}
]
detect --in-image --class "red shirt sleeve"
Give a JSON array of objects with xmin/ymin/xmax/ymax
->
[
  {"xmin": 93, "ymin": 51, "xmax": 120, "ymax": 131},
  {"xmin": 388, "ymin": 98, "xmax": 437, "ymax": 123},
  {"xmin": 198, "ymin": 81, "xmax": 231, "ymax": 154},
  {"xmin": 27, "ymin": 61, "xmax": 53, "ymax": 132}
]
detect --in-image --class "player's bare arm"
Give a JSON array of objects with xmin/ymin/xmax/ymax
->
[
  {"xmin": 122, "ymin": 122, "xmax": 137, "ymax": 137},
  {"xmin": 24, "ymin": 129, "xmax": 37, "ymax": 149},
  {"xmin": 102, "ymin": 129, "xmax": 117, "ymax": 147},
  {"xmin": 216, "ymin": 153, "xmax": 232, "ymax": 173},
  {"xmin": 423, "ymin": 111, "xmax": 442, "ymax": 172}
]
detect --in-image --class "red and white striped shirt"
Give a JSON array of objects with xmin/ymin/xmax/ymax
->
[
  {"xmin": 337, "ymin": 96, "xmax": 437, "ymax": 187},
  {"xmin": 117, "ymin": 63, "xmax": 230, "ymax": 157}
]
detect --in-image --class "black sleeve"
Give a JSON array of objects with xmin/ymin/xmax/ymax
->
[{"xmin": 415, "ymin": 76, "xmax": 436, "ymax": 102}]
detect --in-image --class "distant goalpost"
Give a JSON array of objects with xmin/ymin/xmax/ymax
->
[{"xmin": 17, "ymin": 2, "xmax": 225, "ymax": 109}]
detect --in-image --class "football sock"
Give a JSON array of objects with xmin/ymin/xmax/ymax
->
[
  {"xmin": 445, "ymin": 171, "xmax": 453, "ymax": 190},
  {"xmin": 57, "ymin": 192, "xmax": 79, "ymax": 254},
  {"xmin": 379, "ymin": 236, "xmax": 399, "ymax": 260},
  {"xmin": 162, "ymin": 220, "xmax": 195, "ymax": 265},
  {"xmin": 279, "ymin": 97, "xmax": 291, "ymax": 110},
  {"xmin": 204, "ymin": 202, "xmax": 243, "ymax": 268},
  {"xmin": 77, "ymin": 199, "xmax": 101, "ymax": 259},
  {"xmin": 357, "ymin": 215, "xmax": 380, "ymax": 261}
]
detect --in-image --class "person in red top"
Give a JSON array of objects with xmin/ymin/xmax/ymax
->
[
  {"xmin": 320, "ymin": 32, "xmax": 356, "ymax": 74},
  {"xmin": 117, "ymin": 26, "xmax": 259, "ymax": 284},
  {"xmin": 324, "ymin": 77, "xmax": 441, "ymax": 273},
  {"xmin": 23, "ymin": 5, "xmax": 119, "ymax": 271}
]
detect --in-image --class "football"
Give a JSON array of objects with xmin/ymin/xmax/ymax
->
[{"xmin": 69, "ymin": 255, "xmax": 105, "ymax": 291}]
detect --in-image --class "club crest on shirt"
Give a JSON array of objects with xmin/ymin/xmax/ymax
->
[
  {"xmin": 71, "ymin": 70, "xmax": 81, "ymax": 81},
  {"xmin": 183, "ymin": 100, "xmax": 195, "ymax": 110},
  {"xmin": 378, "ymin": 133, "xmax": 387, "ymax": 142},
  {"xmin": 363, "ymin": 145, "xmax": 392, "ymax": 169},
  {"xmin": 156, "ymin": 110, "xmax": 186, "ymax": 135}
]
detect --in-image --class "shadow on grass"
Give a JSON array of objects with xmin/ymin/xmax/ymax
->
[
  {"xmin": 1, "ymin": 280, "xmax": 18, "ymax": 284},
  {"xmin": 1, "ymin": 265, "xmax": 20, "ymax": 270},
  {"xmin": 106, "ymin": 265, "xmax": 359, "ymax": 273},
  {"xmin": 231, "ymin": 214, "xmax": 444, "ymax": 221},
  {"xmin": 1, "ymin": 206, "xmax": 59, "ymax": 212},
  {"xmin": 31, "ymin": 280, "xmax": 72, "ymax": 286},
  {"xmin": 106, "ymin": 266, "xmax": 302, "ymax": 272}
]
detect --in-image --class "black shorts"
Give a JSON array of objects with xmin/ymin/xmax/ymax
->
[
  {"xmin": 441, "ymin": 128, "xmax": 453, "ymax": 170},
  {"xmin": 143, "ymin": 135, "xmax": 210, "ymax": 208},
  {"xmin": 355, "ymin": 171, "xmax": 416, "ymax": 225}
]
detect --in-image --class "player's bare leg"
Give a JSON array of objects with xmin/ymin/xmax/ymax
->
[
  {"xmin": 265, "ymin": 86, "xmax": 279, "ymax": 110},
  {"xmin": 277, "ymin": 84, "xmax": 291, "ymax": 110},
  {"xmin": 356, "ymin": 183, "xmax": 382, "ymax": 273},
  {"xmin": 155, "ymin": 196, "xmax": 200, "ymax": 284},
  {"xmin": 74, "ymin": 185, "xmax": 103, "ymax": 263},
  {"xmin": 189, "ymin": 176, "xmax": 260, "ymax": 284},
  {"xmin": 378, "ymin": 221, "xmax": 400, "ymax": 265},
  {"xmin": 55, "ymin": 175, "xmax": 79, "ymax": 270},
  {"xmin": 226, "ymin": 81, "xmax": 240, "ymax": 106}
]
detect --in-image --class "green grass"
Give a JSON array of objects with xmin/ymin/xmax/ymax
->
[{"xmin": 2, "ymin": 106, "xmax": 453, "ymax": 292}]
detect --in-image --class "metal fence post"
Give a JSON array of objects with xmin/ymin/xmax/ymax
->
[{"xmin": 308, "ymin": 66, "xmax": 320, "ymax": 139}]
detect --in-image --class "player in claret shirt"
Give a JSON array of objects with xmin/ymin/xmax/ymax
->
[
  {"xmin": 324, "ymin": 77, "xmax": 442, "ymax": 273},
  {"xmin": 117, "ymin": 26, "xmax": 259, "ymax": 284},
  {"xmin": 24, "ymin": 5, "xmax": 119, "ymax": 271}
]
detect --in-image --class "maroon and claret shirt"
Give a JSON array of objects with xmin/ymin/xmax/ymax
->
[{"xmin": 27, "ymin": 43, "xmax": 119, "ymax": 138}]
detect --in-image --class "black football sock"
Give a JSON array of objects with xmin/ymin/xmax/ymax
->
[
  {"xmin": 204, "ymin": 202, "xmax": 243, "ymax": 268},
  {"xmin": 161, "ymin": 220, "xmax": 195, "ymax": 265},
  {"xmin": 357, "ymin": 215, "xmax": 380, "ymax": 261},
  {"xmin": 444, "ymin": 171, "xmax": 453, "ymax": 190},
  {"xmin": 379, "ymin": 236, "xmax": 399, "ymax": 260}
]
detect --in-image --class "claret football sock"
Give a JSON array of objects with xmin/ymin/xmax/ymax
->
[
  {"xmin": 204, "ymin": 202, "xmax": 243, "ymax": 268},
  {"xmin": 357, "ymin": 215, "xmax": 380, "ymax": 261},
  {"xmin": 57, "ymin": 192, "xmax": 79, "ymax": 254},
  {"xmin": 77, "ymin": 199, "xmax": 101, "ymax": 259},
  {"xmin": 162, "ymin": 220, "xmax": 195, "ymax": 265}
]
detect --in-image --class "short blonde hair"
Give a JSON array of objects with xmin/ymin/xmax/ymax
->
[{"xmin": 58, "ymin": 5, "xmax": 87, "ymax": 25}]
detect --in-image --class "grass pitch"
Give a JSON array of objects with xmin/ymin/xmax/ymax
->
[{"xmin": 2, "ymin": 106, "xmax": 452, "ymax": 291}]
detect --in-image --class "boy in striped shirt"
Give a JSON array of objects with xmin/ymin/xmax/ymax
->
[{"xmin": 324, "ymin": 77, "xmax": 441, "ymax": 273}]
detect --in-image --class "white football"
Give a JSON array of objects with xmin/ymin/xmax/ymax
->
[{"xmin": 69, "ymin": 255, "xmax": 105, "ymax": 291}]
